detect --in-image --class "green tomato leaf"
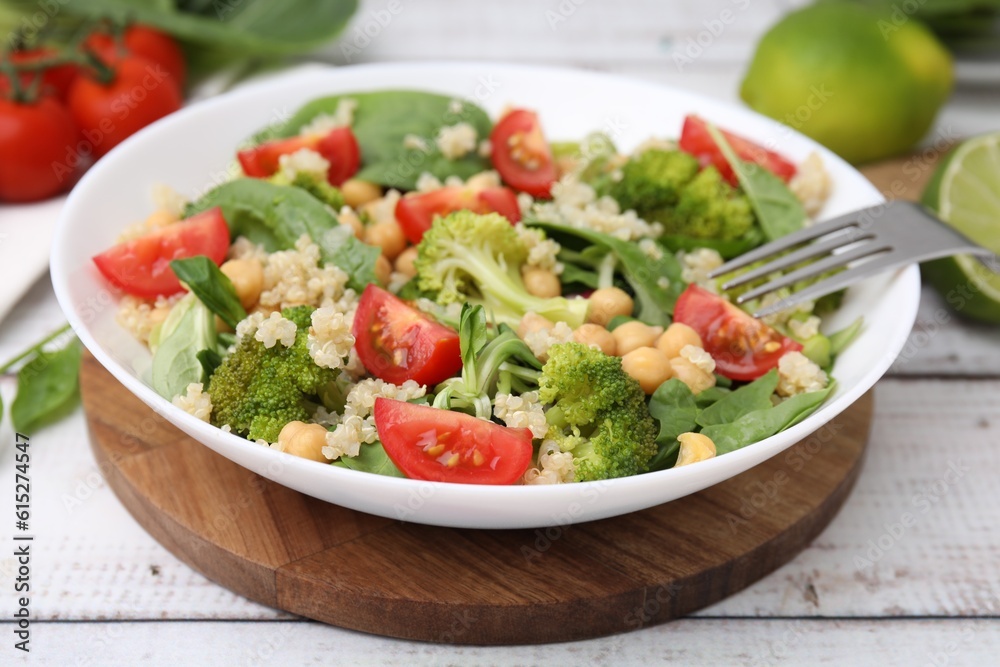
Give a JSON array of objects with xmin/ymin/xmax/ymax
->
[
  {"xmin": 11, "ymin": 339, "xmax": 82, "ymax": 434},
  {"xmin": 257, "ymin": 91, "xmax": 493, "ymax": 190},
  {"xmin": 701, "ymin": 383, "xmax": 835, "ymax": 454},
  {"xmin": 171, "ymin": 255, "xmax": 247, "ymax": 330},
  {"xmin": 696, "ymin": 369, "xmax": 779, "ymax": 427},
  {"xmin": 646, "ymin": 378, "xmax": 700, "ymax": 471},
  {"xmin": 187, "ymin": 178, "xmax": 380, "ymax": 292},
  {"xmin": 333, "ymin": 441, "xmax": 406, "ymax": 478},
  {"xmin": 706, "ymin": 124, "xmax": 806, "ymax": 241}
]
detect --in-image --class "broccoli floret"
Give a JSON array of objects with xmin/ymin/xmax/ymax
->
[
  {"xmin": 604, "ymin": 149, "xmax": 754, "ymax": 241},
  {"xmin": 607, "ymin": 149, "xmax": 700, "ymax": 213},
  {"xmin": 414, "ymin": 210, "xmax": 589, "ymax": 328},
  {"xmin": 657, "ymin": 166, "xmax": 754, "ymax": 240},
  {"xmin": 539, "ymin": 342, "xmax": 658, "ymax": 481},
  {"xmin": 269, "ymin": 171, "xmax": 346, "ymax": 210},
  {"xmin": 208, "ymin": 306, "xmax": 338, "ymax": 442}
]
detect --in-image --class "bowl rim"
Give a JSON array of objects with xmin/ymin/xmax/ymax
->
[{"xmin": 51, "ymin": 60, "xmax": 919, "ymax": 517}]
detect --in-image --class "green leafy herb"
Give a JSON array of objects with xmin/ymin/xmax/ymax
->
[
  {"xmin": 31, "ymin": 0, "xmax": 358, "ymax": 79},
  {"xmin": 151, "ymin": 293, "xmax": 218, "ymax": 400},
  {"xmin": 196, "ymin": 348, "xmax": 224, "ymax": 385},
  {"xmin": 695, "ymin": 385, "xmax": 732, "ymax": 407},
  {"xmin": 10, "ymin": 337, "xmax": 82, "ymax": 434},
  {"xmin": 701, "ymin": 383, "xmax": 835, "ymax": 454},
  {"xmin": 258, "ymin": 91, "xmax": 493, "ymax": 190},
  {"xmin": 186, "ymin": 178, "xmax": 380, "ymax": 292},
  {"xmin": 706, "ymin": 123, "xmax": 806, "ymax": 241},
  {"xmin": 646, "ymin": 378, "xmax": 700, "ymax": 471},
  {"xmin": 696, "ymin": 369, "xmax": 778, "ymax": 427},
  {"xmin": 530, "ymin": 220, "xmax": 685, "ymax": 325},
  {"xmin": 333, "ymin": 442, "xmax": 405, "ymax": 478},
  {"xmin": 170, "ymin": 255, "xmax": 247, "ymax": 329}
]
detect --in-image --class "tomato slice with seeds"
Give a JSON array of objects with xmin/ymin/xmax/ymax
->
[
  {"xmin": 679, "ymin": 115, "xmax": 797, "ymax": 187},
  {"xmin": 489, "ymin": 109, "xmax": 557, "ymax": 198},
  {"xmin": 352, "ymin": 285, "xmax": 462, "ymax": 386},
  {"xmin": 374, "ymin": 398, "xmax": 534, "ymax": 484},
  {"xmin": 673, "ymin": 284, "xmax": 803, "ymax": 381},
  {"xmin": 92, "ymin": 207, "xmax": 230, "ymax": 299},
  {"xmin": 394, "ymin": 185, "xmax": 521, "ymax": 244},
  {"xmin": 237, "ymin": 126, "xmax": 360, "ymax": 185}
]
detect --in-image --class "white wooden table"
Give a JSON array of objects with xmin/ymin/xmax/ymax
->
[{"xmin": 2, "ymin": 1, "xmax": 999, "ymax": 664}]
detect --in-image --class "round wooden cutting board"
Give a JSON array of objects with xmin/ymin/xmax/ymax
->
[{"xmin": 80, "ymin": 352, "xmax": 872, "ymax": 644}]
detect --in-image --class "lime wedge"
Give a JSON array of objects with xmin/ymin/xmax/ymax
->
[{"xmin": 921, "ymin": 132, "xmax": 1000, "ymax": 323}]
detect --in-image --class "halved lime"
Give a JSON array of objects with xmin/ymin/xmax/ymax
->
[{"xmin": 921, "ymin": 132, "xmax": 1000, "ymax": 323}]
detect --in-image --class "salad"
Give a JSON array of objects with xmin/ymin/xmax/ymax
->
[{"xmin": 92, "ymin": 89, "xmax": 862, "ymax": 486}]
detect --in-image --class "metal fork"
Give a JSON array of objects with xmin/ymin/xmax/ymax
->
[{"xmin": 708, "ymin": 200, "xmax": 997, "ymax": 319}]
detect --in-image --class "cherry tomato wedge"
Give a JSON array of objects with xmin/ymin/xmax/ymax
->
[
  {"xmin": 374, "ymin": 398, "xmax": 534, "ymax": 484},
  {"xmin": 679, "ymin": 115, "xmax": 797, "ymax": 186},
  {"xmin": 92, "ymin": 207, "xmax": 230, "ymax": 299},
  {"xmin": 395, "ymin": 185, "xmax": 520, "ymax": 244},
  {"xmin": 352, "ymin": 285, "xmax": 462, "ymax": 386},
  {"xmin": 672, "ymin": 284, "xmax": 802, "ymax": 381},
  {"xmin": 489, "ymin": 109, "xmax": 557, "ymax": 198},
  {"xmin": 237, "ymin": 126, "xmax": 360, "ymax": 186}
]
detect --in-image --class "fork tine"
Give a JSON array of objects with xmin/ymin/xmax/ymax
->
[
  {"xmin": 719, "ymin": 228, "xmax": 870, "ymax": 291},
  {"xmin": 734, "ymin": 241, "xmax": 891, "ymax": 305},
  {"xmin": 752, "ymin": 255, "xmax": 906, "ymax": 318},
  {"xmin": 709, "ymin": 210, "xmax": 867, "ymax": 278}
]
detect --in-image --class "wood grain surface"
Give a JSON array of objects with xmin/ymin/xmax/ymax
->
[{"xmin": 79, "ymin": 352, "xmax": 873, "ymax": 644}]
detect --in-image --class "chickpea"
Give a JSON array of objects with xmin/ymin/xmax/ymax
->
[
  {"xmin": 279, "ymin": 422, "xmax": 329, "ymax": 463},
  {"xmin": 587, "ymin": 287, "xmax": 634, "ymax": 327},
  {"xmin": 573, "ymin": 323, "xmax": 617, "ymax": 356},
  {"xmin": 612, "ymin": 321, "xmax": 664, "ymax": 357},
  {"xmin": 656, "ymin": 322, "xmax": 703, "ymax": 359},
  {"xmin": 518, "ymin": 312, "xmax": 554, "ymax": 340},
  {"xmin": 341, "ymin": 179, "xmax": 383, "ymax": 209},
  {"xmin": 375, "ymin": 254, "xmax": 393, "ymax": 286},
  {"xmin": 523, "ymin": 267, "xmax": 562, "ymax": 298},
  {"xmin": 669, "ymin": 357, "xmax": 716, "ymax": 395},
  {"xmin": 145, "ymin": 209, "xmax": 178, "ymax": 229},
  {"xmin": 365, "ymin": 220, "xmax": 407, "ymax": 260},
  {"xmin": 215, "ymin": 315, "xmax": 233, "ymax": 334},
  {"xmin": 464, "ymin": 171, "xmax": 501, "ymax": 190},
  {"xmin": 675, "ymin": 432, "xmax": 717, "ymax": 467},
  {"xmin": 147, "ymin": 305, "xmax": 171, "ymax": 330},
  {"xmin": 621, "ymin": 346, "xmax": 673, "ymax": 395},
  {"xmin": 394, "ymin": 246, "xmax": 419, "ymax": 278},
  {"xmin": 338, "ymin": 207, "xmax": 365, "ymax": 239},
  {"xmin": 220, "ymin": 258, "xmax": 264, "ymax": 310}
]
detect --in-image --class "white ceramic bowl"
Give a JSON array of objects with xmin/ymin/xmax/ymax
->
[{"xmin": 52, "ymin": 62, "xmax": 919, "ymax": 529}]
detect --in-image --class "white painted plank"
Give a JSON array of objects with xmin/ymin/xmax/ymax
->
[
  {"xmin": 3, "ymin": 618, "xmax": 998, "ymax": 666},
  {"xmin": 2, "ymin": 378, "xmax": 998, "ymax": 622}
]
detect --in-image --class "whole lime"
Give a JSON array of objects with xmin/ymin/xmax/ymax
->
[{"xmin": 740, "ymin": 3, "xmax": 954, "ymax": 164}]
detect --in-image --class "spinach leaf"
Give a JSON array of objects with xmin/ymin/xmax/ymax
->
[
  {"xmin": 706, "ymin": 124, "xmax": 806, "ymax": 241},
  {"xmin": 259, "ymin": 91, "xmax": 493, "ymax": 190},
  {"xmin": 646, "ymin": 378, "xmax": 699, "ymax": 471},
  {"xmin": 187, "ymin": 179, "xmax": 379, "ymax": 292},
  {"xmin": 333, "ymin": 442, "xmax": 405, "ymax": 478},
  {"xmin": 696, "ymin": 369, "xmax": 778, "ymax": 427},
  {"xmin": 171, "ymin": 256, "xmax": 247, "ymax": 329},
  {"xmin": 695, "ymin": 385, "xmax": 731, "ymax": 408},
  {"xmin": 51, "ymin": 0, "xmax": 358, "ymax": 61},
  {"xmin": 830, "ymin": 317, "xmax": 864, "ymax": 355},
  {"xmin": 530, "ymin": 220, "xmax": 685, "ymax": 325},
  {"xmin": 11, "ymin": 339, "xmax": 82, "ymax": 434},
  {"xmin": 701, "ymin": 383, "xmax": 835, "ymax": 454},
  {"xmin": 151, "ymin": 294, "xmax": 218, "ymax": 400},
  {"xmin": 196, "ymin": 348, "xmax": 224, "ymax": 385}
]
